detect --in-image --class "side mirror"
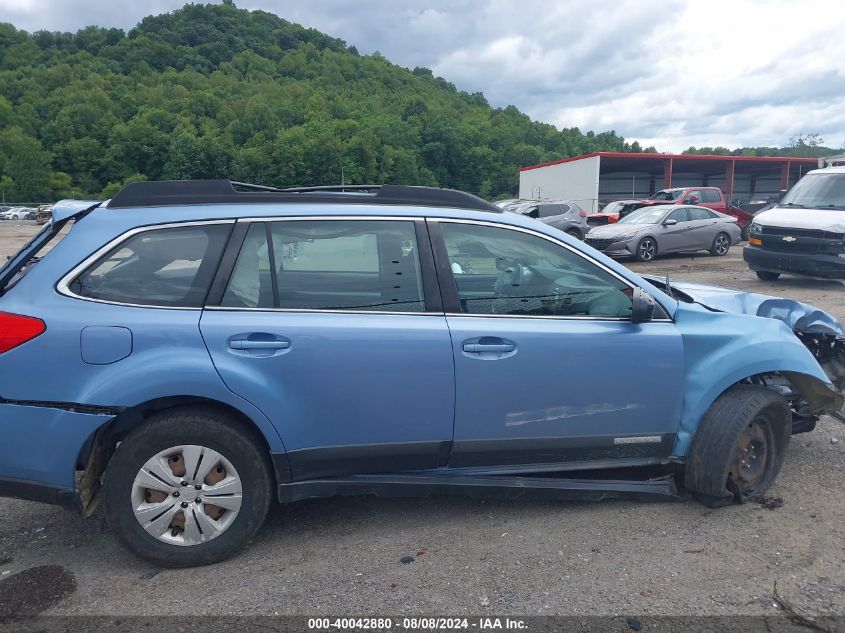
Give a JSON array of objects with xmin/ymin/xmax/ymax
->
[
  {"xmin": 631, "ymin": 287, "xmax": 656, "ymax": 324},
  {"xmin": 663, "ymin": 218, "xmax": 678, "ymax": 226}
]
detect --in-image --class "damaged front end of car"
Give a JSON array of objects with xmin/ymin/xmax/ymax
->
[{"xmin": 644, "ymin": 275, "xmax": 845, "ymax": 431}]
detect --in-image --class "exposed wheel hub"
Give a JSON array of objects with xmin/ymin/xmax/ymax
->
[{"xmin": 729, "ymin": 419, "xmax": 771, "ymax": 492}]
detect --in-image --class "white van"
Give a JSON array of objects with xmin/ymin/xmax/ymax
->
[{"xmin": 744, "ymin": 165, "xmax": 845, "ymax": 280}]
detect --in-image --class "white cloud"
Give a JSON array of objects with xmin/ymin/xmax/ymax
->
[{"xmin": 1, "ymin": 0, "xmax": 843, "ymax": 152}]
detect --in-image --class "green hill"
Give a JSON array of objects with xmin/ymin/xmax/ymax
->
[{"xmin": 0, "ymin": 1, "xmax": 636, "ymax": 202}]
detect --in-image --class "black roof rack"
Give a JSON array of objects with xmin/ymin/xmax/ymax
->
[{"xmin": 108, "ymin": 180, "xmax": 502, "ymax": 213}]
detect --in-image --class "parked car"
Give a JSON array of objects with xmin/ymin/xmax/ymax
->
[
  {"xmin": 1, "ymin": 207, "xmax": 32, "ymax": 220},
  {"xmin": 0, "ymin": 180, "xmax": 842, "ymax": 567},
  {"xmin": 585, "ymin": 204, "xmax": 742, "ymax": 261},
  {"xmin": 745, "ymin": 166, "xmax": 845, "ymax": 280},
  {"xmin": 622, "ymin": 187, "xmax": 755, "ymax": 239},
  {"xmin": 34, "ymin": 204, "xmax": 53, "ymax": 225},
  {"xmin": 504, "ymin": 199, "xmax": 589, "ymax": 239},
  {"xmin": 493, "ymin": 198, "xmax": 527, "ymax": 209},
  {"xmin": 587, "ymin": 200, "xmax": 643, "ymax": 227}
]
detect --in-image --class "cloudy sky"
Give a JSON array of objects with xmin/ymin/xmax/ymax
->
[{"xmin": 1, "ymin": 0, "xmax": 844, "ymax": 152}]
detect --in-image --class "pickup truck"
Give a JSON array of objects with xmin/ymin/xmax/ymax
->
[
  {"xmin": 744, "ymin": 165, "xmax": 845, "ymax": 280},
  {"xmin": 589, "ymin": 187, "xmax": 755, "ymax": 238}
]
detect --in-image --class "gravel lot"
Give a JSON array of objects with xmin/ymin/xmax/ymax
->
[{"xmin": 0, "ymin": 221, "xmax": 843, "ymax": 617}]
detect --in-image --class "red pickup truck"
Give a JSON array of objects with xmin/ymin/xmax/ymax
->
[{"xmin": 588, "ymin": 187, "xmax": 754, "ymax": 237}]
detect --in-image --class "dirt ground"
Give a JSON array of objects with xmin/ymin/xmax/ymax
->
[{"xmin": 0, "ymin": 221, "xmax": 843, "ymax": 617}]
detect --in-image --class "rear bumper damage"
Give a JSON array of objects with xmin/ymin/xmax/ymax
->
[{"xmin": 0, "ymin": 401, "xmax": 112, "ymax": 509}]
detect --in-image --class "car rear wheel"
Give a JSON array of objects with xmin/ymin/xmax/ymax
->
[
  {"xmin": 685, "ymin": 384, "xmax": 791, "ymax": 507},
  {"xmin": 756, "ymin": 270, "xmax": 780, "ymax": 281},
  {"xmin": 103, "ymin": 407, "xmax": 273, "ymax": 567},
  {"xmin": 635, "ymin": 237, "xmax": 657, "ymax": 262},
  {"xmin": 710, "ymin": 232, "xmax": 730, "ymax": 256}
]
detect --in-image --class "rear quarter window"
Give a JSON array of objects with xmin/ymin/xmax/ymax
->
[{"xmin": 67, "ymin": 223, "xmax": 231, "ymax": 307}]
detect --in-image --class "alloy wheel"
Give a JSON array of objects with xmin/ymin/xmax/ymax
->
[
  {"xmin": 638, "ymin": 238, "xmax": 656, "ymax": 261},
  {"xmin": 714, "ymin": 234, "xmax": 730, "ymax": 255}
]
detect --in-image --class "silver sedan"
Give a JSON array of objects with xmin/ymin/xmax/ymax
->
[{"xmin": 584, "ymin": 204, "xmax": 742, "ymax": 262}]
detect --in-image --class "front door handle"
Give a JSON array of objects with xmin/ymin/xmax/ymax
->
[
  {"xmin": 463, "ymin": 342, "xmax": 516, "ymax": 353},
  {"xmin": 229, "ymin": 339, "xmax": 290, "ymax": 350}
]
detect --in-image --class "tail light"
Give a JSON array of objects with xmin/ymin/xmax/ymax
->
[
  {"xmin": 579, "ymin": 210, "xmax": 587, "ymax": 217},
  {"xmin": 0, "ymin": 311, "xmax": 46, "ymax": 354}
]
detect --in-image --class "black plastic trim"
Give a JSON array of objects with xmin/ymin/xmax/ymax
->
[
  {"xmin": 108, "ymin": 180, "xmax": 503, "ymax": 213},
  {"xmin": 287, "ymin": 441, "xmax": 452, "ymax": 481},
  {"xmin": 271, "ymin": 452, "xmax": 292, "ymax": 485},
  {"xmin": 205, "ymin": 221, "xmax": 250, "ymax": 306},
  {"xmin": 0, "ymin": 477, "xmax": 82, "ymax": 511},
  {"xmin": 0, "ymin": 396, "xmax": 122, "ymax": 416},
  {"xmin": 415, "ymin": 220, "xmax": 443, "ymax": 313},
  {"xmin": 449, "ymin": 434, "xmax": 675, "ymax": 468},
  {"xmin": 277, "ymin": 472, "xmax": 685, "ymax": 504},
  {"xmin": 425, "ymin": 220, "xmax": 462, "ymax": 313}
]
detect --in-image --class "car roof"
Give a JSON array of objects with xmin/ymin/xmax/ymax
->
[{"xmin": 807, "ymin": 165, "xmax": 845, "ymax": 175}]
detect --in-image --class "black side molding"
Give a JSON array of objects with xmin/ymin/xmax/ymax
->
[
  {"xmin": 278, "ymin": 473, "xmax": 687, "ymax": 504},
  {"xmin": 0, "ymin": 478, "xmax": 82, "ymax": 512},
  {"xmin": 0, "ymin": 397, "xmax": 122, "ymax": 416}
]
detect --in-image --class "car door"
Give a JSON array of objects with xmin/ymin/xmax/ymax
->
[
  {"xmin": 200, "ymin": 217, "xmax": 455, "ymax": 481},
  {"xmin": 659, "ymin": 207, "xmax": 695, "ymax": 252},
  {"xmin": 686, "ymin": 206, "xmax": 720, "ymax": 247},
  {"xmin": 429, "ymin": 219, "xmax": 685, "ymax": 470}
]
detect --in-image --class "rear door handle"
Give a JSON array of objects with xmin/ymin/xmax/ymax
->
[
  {"xmin": 463, "ymin": 342, "xmax": 516, "ymax": 353},
  {"xmin": 229, "ymin": 340, "xmax": 290, "ymax": 350}
]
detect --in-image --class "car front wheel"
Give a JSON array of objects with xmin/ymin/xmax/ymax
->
[
  {"xmin": 756, "ymin": 270, "xmax": 780, "ymax": 281},
  {"xmin": 635, "ymin": 237, "xmax": 657, "ymax": 262},
  {"xmin": 710, "ymin": 232, "xmax": 731, "ymax": 256},
  {"xmin": 103, "ymin": 407, "xmax": 273, "ymax": 567},
  {"xmin": 685, "ymin": 384, "xmax": 791, "ymax": 507}
]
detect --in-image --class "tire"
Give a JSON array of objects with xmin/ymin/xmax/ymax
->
[
  {"xmin": 635, "ymin": 237, "xmax": 657, "ymax": 262},
  {"xmin": 565, "ymin": 228, "xmax": 582, "ymax": 241},
  {"xmin": 756, "ymin": 270, "xmax": 780, "ymax": 281},
  {"xmin": 709, "ymin": 232, "xmax": 730, "ymax": 256},
  {"xmin": 685, "ymin": 384, "xmax": 791, "ymax": 507},
  {"xmin": 103, "ymin": 406, "xmax": 273, "ymax": 567}
]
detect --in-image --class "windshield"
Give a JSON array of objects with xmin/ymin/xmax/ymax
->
[
  {"xmin": 616, "ymin": 208, "xmax": 666, "ymax": 225},
  {"xmin": 601, "ymin": 201, "xmax": 622, "ymax": 214},
  {"xmin": 649, "ymin": 189, "xmax": 684, "ymax": 201},
  {"xmin": 780, "ymin": 173, "xmax": 845, "ymax": 209}
]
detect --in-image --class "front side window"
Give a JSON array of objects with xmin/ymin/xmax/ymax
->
[
  {"xmin": 701, "ymin": 189, "xmax": 721, "ymax": 202},
  {"xmin": 440, "ymin": 222, "xmax": 633, "ymax": 318},
  {"xmin": 70, "ymin": 224, "xmax": 231, "ymax": 307},
  {"xmin": 223, "ymin": 219, "xmax": 426, "ymax": 312},
  {"xmin": 684, "ymin": 190, "xmax": 703, "ymax": 203},
  {"xmin": 667, "ymin": 208, "xmax": 689, "ymax": 223}
]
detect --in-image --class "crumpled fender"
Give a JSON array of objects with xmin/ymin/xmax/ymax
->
[
  {"xmin": 672, "ymin": 302, "xmax": 836, "ymax": 456},
  {"xmin": 649, "ymin": 277, "xmax": 845, "ymax": 336}
]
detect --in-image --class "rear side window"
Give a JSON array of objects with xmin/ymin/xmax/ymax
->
[
  {"xmin": 701, "ymin": 189, "xmax": 721, "ymax": 202},
  {"xmin": 69, "ymin": 224, "xmax": 231, "ymax": 307},
  {"xmin": 688, "ymin": 207, "xmax": 712, "ymax": 221},
  {"xmin": 222, "ymin": 219, "xmax": 426, "ymax": 312}
]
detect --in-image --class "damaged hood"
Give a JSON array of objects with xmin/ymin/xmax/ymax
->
[{"xmin": 642, "ymin": 275, "xmax": 844, "ymax": 337}]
